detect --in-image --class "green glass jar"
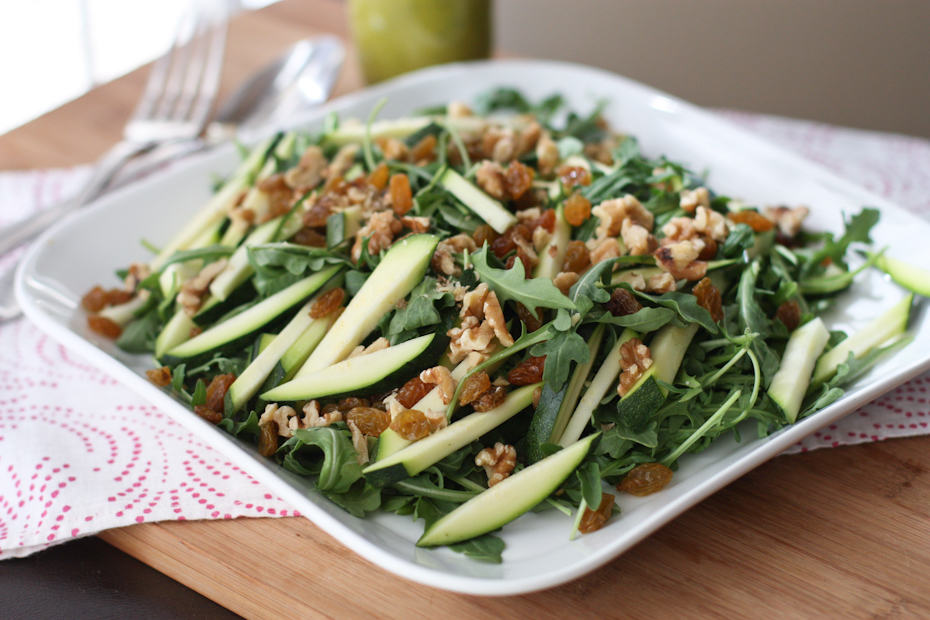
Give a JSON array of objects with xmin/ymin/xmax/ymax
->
[{"xmin": 348, "ymin": 0, "xmax": 492, "ymax": 84}]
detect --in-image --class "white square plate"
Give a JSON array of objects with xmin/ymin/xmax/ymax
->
[{"xmin": 16, "ymin": 60, "xmax": 930, "ymax": 595}]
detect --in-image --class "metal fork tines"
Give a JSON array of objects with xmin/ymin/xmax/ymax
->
[
  {"xmin": 0, "ymin": 2, "xmax": 229, "ymax": 319},
  {"xmin": 0, "ymin": 2, "xmax": 228, "ymax": 259}
]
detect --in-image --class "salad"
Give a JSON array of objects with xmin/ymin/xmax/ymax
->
[{"xmin": 81, "ymin": 88, "xmax": 919, "ymax": 563}]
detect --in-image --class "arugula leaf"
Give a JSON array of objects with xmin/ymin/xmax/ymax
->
[
  {"xmin": 248, "ymin": 243, "xmax": 348, "ymax": 297},
  {"xmin": 387, "ymin": 277, "xmax": 453, "ymax": 338},
  {"xmin": 325, "ymin": 480, "xmax": 381, "ymax": 517},
  {"xmin": 719, "ymin": 223, "xmax": 755, "ymax": 258},
  {"xmin": 629, "ymin": 287, "xmax": 718, "ymax": 334},
  {"xmin": 116, "ymin": 308, "xmax": 161, "ymax": 353},
  {"xmin": 530, "ymin": 329, "xmax": 590, "ymax": 388},
  {"xmin": 448, "ymin": 533, "xmax": 506, "ymax": 564},
  {"xmin": 802, "ymin": 207, "xmax": 880, "ymax": 275},
  {"xmin": 281, "ymin": 427, "xmax": 363, "ymax": 494},
  {"xmin": 737, "ymin": 259, "xmax": 770, "ymax": 337},
  {"xmin": 575, "ymin": 462, "xmax": 603, "ymax": 509},
  {"xmin": 567, "ymin": 257, "xmax": 615, "ymax": 316},
  {"xmin": 156, "ymin": 245, "xmax": 235, "ymax": 272},
  {"xmin": 590, "ymin": 307, "xmax": 675, "ymax": 332},
  {"xmin": 471, "ymin": 245, "xmax": 575, "ymax": 318},
  {"xmin": 217, "ymin": 410, "xmax": 260, "ymax": 440},
  {"xmin": 191, "ymin": 379, "xmax": 207, "ymax": 407}
]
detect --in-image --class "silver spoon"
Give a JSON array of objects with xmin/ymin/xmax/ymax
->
[{"xmin": 0, "ymin": 35, "xmax": 344, "ymax": 320}]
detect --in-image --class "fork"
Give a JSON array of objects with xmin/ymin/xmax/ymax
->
[{"xmin": 0, "ymin": 2, "xmax": 228, "ymax": 257}]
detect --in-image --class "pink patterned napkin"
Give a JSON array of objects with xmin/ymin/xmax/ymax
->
[{"xmin": 1, "ymin": 113, "xmax": 928, "ymax": 559}]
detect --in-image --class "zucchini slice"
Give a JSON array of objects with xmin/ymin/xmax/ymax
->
[
  {"xmin": 438, "ymin": 169, "xmax": 517, "ymax": 234},
  {"xmin": 364, "ymin": 384, "xmax": 539, "ymax": 487},
  {"xmin": 417, "ymin": 433, "xmax": 599, "ymax": 547},
  {"xmin": 295, "ymin": 234, "xmax": 439, "ymax": 376},
  {"xmin": 559, "ymin": 329, "xmax": 638, "ymax": 446},
  {"xmin": 871, "ymin": 253, "xmax": 930, "ymax": 297},
  {"xmin": 812, "ymin": 294, "xmax": 912, "ymax": 384},
  {"xmin": 160, "ymin": 265, "xmax": 341, "ymax": 365},
  {"xmin": 261, "ymin": 333, "xmax": 437, "ymax": 402},
  {"xmin": 768, "ymin": 317, "xmax": 830, "ymax": 422},
  {"xmin": 649, "ymin": 323, "xmax": 699, "ymax": 385},
  {"xmin": 533, "ymin": 204, "xmax": 571, "ymax": 281}
]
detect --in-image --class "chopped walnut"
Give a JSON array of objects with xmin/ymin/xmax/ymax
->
[
  {"xmin": 432, "ymin": 233, "xmax": 477, "ymax": 276},
  {"xmin": 447, "ymin": 101, "xmax": 473, "ymax": 118},
  {"xmin": 124, "ymin": 262, "xmax": 151, "ymax": 291},
  {"xmin": 420, "ymin": 366, "xmax": 455, "ymax": 405},
  {"xmin": 259, "ymin": 403, "xmax": 299, "ymax": 438},
  {"xmin": 620, "ymin": 218, "xmax": 657, "ymax": 256},
  {"xmin": 553, "ymin": 271, "xmax": 579, "ymax": 295},
  {"xmin": 516, "ymin": 120, "xmax": 542, "ymax": 155},
  {"xmin": 257, "ymin": 173, "xmax": 295, "ymax": 220},
  {"xmin": 301, "ymin": 400, "xmax": 343, "ymax": 428},
  {"xmin": 618, "ymin": 338, "xmax": 653, "ymax": 397},
  {"xmin": 482, "ymin": 126, "xmax": 517, "ymax": 163},
  {"xmin": 447, "ymin": 283, "xmax": 514, "ymax": 362},
  {"xmin": 693, "ymin": 206, "xmax": 729, "ymax": 241},
  {"xmin": 475, "ymin": 442, "xmax": 517, "ymax": 487},
  {"xmin": 284, "ymin": 145, "xmax": 326, "ymax": 191},
  {"xmin": 424, "ymin": 409, "xmax": 448, "ymax": 431},
  {"xmin": 515, "ymin": 207, "xmax": 542, "ymax": 224},
  {"xmin": 346, "ymin": 420, "xmax": 369, "ymax": 465},
  {"xmin": 535, "ymin": 132, "xmax": 559, "ymax": 176},
  {"xmin": 593, "ymin": 195, "xmax": 654, "ymax": 241},
  {"xmin": 680, "ymin": 187, "xmax": 711, "ymax": 213},
  {"xmin": 380, "ymin": 138, "xmax": 409, "ymax": 162},
  {"xmin": 662, "ymin": 216, "xmax": 698, "ymax": 242},
  {"xmin": 351, "ymin": 209, "xmax": 402, "ymax": 261},
  {"xmin": 654, "ymin": 239, "xmax": 707, "ymax": 281},
  {"xmin": 435, "ymin": 278, "xmax": 470, "ymax": 302},
  {"xmin": 764, "ymin": 205, "xmax": 809, "ymax": 239},
  {"xmin": 326, "ymin": 144, "xmax": 359, "ymax": 180},
  {"xmin": 646, "ymin": 272, "xmax": 677, "ymax": 293},
  {"xmin": 475, "ymin": 160, "xmax": 507, "ymax": 200},
  {"xmin": 348, "ymin": 337, "xmax": 390, "ymax": 359},
  {"xmin": 401, "ymin": 215, "xmax": 431, "ymax": 234},
  {"xmin": 511, "ymin": 232, "xmax": 540, "ymax": 271},
  {"xmin": 532, "ymin": 226, "xmax": 551, "ymax": 253},
  {"xmin": 588, "ymin": 238, "xmax": 621, "ymax": 265},
  {"xmin": 177, "ymin": 258, "xmax": 228, "ymax": 316},
  {"xmin": 613, "ymin": 270, "xmax": 646, "ymax": 291}
]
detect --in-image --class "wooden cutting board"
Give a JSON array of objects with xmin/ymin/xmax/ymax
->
[{"xmin": 5, "ymin": 1, "xmax": 930, "ymax": 616}]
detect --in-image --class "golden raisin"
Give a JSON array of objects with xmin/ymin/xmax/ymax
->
[
  {"xmin": 410, "ymin": 134, "xmax": 437, "ymax": 162},
  {"xmin": 258, "ymin": 422, "xmax": 278, "ymax": 456},
  {"xmin": 472, "ymin": 385, "xmax": 507, "ymax": 412},
  {"xmin": 563, "ymin": 192, "xmax": 592, "ymax": 227},
  {"xmin": 490, "ymin": 233, "xmax": 516, "ymax": 259},
  {"xmin": 337, "ymin": 396, "xmax": 370, "ymax": 412},
  {"xmin": 504, "ymin": 161, "xmax": 534, "ymax": 199},
  {"xmin": 390, "ymin": 409, "xmax": 432, "ymax": 440},
  {"xmin": 693, "ymin": 277, "xmax": 723, "ymax": 323},
  {"xmin": 557, "ymin": 165, "xmax": 591, "ymax": 189},
  {"xmin": 727, "ymin": 210, "xmax": 775, "ymax": 232},
  {"xmin": 292, "ymin": 227, "xmax": 327, "ymax": 247},
  {"xmin": 87, "ymin": 315, "xmax": 122, "ymax": 339},
  {"xmin": 389, "ymin": 173, "xmax": 413, "ymax": 215},
  {"xmin": 81, "ymin": 286, "xmax": 108, "ymax": 312},
  {"xmin": 368, "ymin": 162, "xmax": 390, "ymax": 190},
  {"xmin": 698, "ymin": 235, "xmax": 717, "ymax": 261},
  {"xmin": 346, "ymin": 406, "xmax": 391, "ymax": 436},
  {"xmin": 193, "ymin": 405, "xmax": 223, "ymax": 424},
  {"xmin": 396, "ymin": 376, "xmax": 433, "ymax": 408},
  {"xmin": 472, "ymin": 224, "xmax": 498, "ymax": 248},
  {"xmin": 531, "ymin": 208, "xmax": 556, "ymax": 234},
  {"xmin": 104, "ymin": 288, "xmax": 133, "ymax": 306},
  {"xmin": 459, "ymin": 371, "xmax": 492, "ymax": 406},
  {"xmin": 617, "ymin": 463, "xmax": 673, "ymax": 496},
  {"xmin": 303, "ymin": 202, "xmax": 332, "ymax": 228},
  {"xmin": 309, "ymin": 287, "xmax": 345, "ymax": 318},
  {"xmin": 776, "ymin": 299, "xmax": 801, "ymax": 331},
  {"xmin": 145, "ymin": 367, "xmax": 172, "ymax": 387},
  {"xmin": 204, "ymin": 373, "xmax": 236, "ymax": 413},
  {"xmin": 562, "ymin": 240, "xmax": 591, "ymax": 274},
  {"xmin": 508, "ymin": 356, "xmax": 545, "ymax": 386},
  {"xmin": 515, "ymin": 302, "xmax": 544, "ymax": 332},
  {"xmin": 605, "ymin": 288, "xmax": 642, "ymax": 316},
  {"xmin": 578, "ymin": 492, "xmax": 616, "ymax": 534}
]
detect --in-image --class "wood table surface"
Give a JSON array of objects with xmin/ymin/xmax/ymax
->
[{"xmin": 4, "ymin": 1, "xmax": 930, "ymax": 617}]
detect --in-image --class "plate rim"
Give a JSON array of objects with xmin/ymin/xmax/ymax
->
[{"xmin": 15, "ymin": 58, "xmax": 930, "ymax": 596}]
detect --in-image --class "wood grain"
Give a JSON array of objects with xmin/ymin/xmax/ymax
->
[{"xmin": 6, "ymin": 0, "xmax": 930, "ymax": 617}]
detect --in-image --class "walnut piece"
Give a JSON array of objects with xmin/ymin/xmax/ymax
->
[
  {"xmin": 346, "ymin": 420, "xmax": 369, "ymax": 465},
  {"xmin": 419, "ymin": 366, "xmax": 455, "ymax": 405},
  {"xmin": 593, "ymin": 195, "xmax": 654, "ymax": 239},
  {"xmin": 348, "ymin": 337, "xmax": 390, "ymax": 359},
  {"xmin": 764, "ymin": 205, "xmax": 809, "ymax": 239},
  {"xmin": 447, "ymin": 283, "xmax": 514, "ymax": 363},
  {"xmin": 621, "ymin": 218, "xmax": 657, "ymax": 256},
  {"xmin": 475, "ymin": 442, "xmax": 517, "ymax": 487},
  {"xmin": 588, "ymin": 238, "xmax": 621, "ymax": 265},
  {"xmin": 432, "ymin": 233, "xmax": 477, "ymax": 276},
  {"xmin": 693, "ymin": 206, "xmax": 729, "ymax": 241},
  {"xmin": 284, "ymin": 145, "xmax": 326, "ymax": 191},
  {"xmin": 351, "ymin": 210, "xmax": 402, "ymax": 261},
  {"xmin": 475, "ymin": 160, "xmax": 507, "ymax": 200},
  {"xmin": 618, "ymin": 338, "xmax": 653, "ymax": 397},
  {"xmin": 654, "ymin": 239, "xmax": 707, "ymax": 281},
  {"xmin": 325, "ymin": 144, "xmax": 359, "ymax": 180},
  {"xmin": 680, "ymin": 187, "xmax": 711, "ymax": 213},
  {"xmin": 535, "ymin": 132, "xmax": 559, "ymax": 176},
  {"xmin": 177, "ymin": 258, "xmax": 228, "ymax": 316},
  {"xmin": 553, "ymin": 271, "xmax": 580, "ymax": 296},
  {"xmin": 447, "ymin": 101, "xmax": 472, "ymax": 118}
]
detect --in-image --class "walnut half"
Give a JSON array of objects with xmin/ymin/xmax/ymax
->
[{"xmin": 475, "ymin": 442, "xmax": 517, "ymax": 487}]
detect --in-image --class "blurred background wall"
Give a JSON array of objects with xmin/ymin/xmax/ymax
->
[{"xmin": 495, "ymin": 0, "xmax": 930, "ymax": 137}]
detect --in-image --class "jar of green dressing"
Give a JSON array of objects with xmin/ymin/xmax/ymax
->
[{"xmin": 348, "ymin": 0, "xmax": 492, "ymax": 84}]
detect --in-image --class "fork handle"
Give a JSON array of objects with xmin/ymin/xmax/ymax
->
[{"xmin": 0, "ymin": 140, "xmax": 153, "ymax": 256}]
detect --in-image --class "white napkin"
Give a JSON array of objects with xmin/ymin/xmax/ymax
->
[{"xmin": 0, "ymin": 112, "xmax": 928, "ymax": 559}]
